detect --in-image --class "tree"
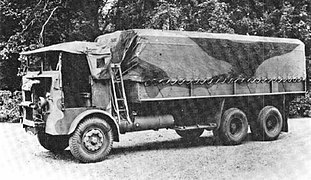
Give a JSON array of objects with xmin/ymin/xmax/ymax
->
[
  {"xmin": 220, "ymin": 0, "xmax": 311, "ymax": 55},
  {"xmin": 0, "ymin": 0, "xmax": 114, "ymax": 90},
  {"xmin": 183, "ymin": 0, "xmax": 233, "ymax": 33},
  {"xmin": 107, "ymin": 0, "xmax": 158, "ymax": 31},
  {"xmin": 110, "ymin": 0, "xmax": 234, "ymax": 32},
  {"xmin": 147, "ymin": 1, "xmax": 182, "ymax": 30}
]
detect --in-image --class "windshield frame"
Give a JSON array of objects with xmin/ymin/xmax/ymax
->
[{"xmin": 19, "ymin": 52, "xmax": 63, "ymax": 75}]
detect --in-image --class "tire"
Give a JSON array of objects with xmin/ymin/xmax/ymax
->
[
  {"xmin": 69, "ymin": 117, "xmax": 113, "ymax": 163},
  {"xmin": 216, "ymin": 108, "xmax": 248, "ymax": 145},
  {"xmin": 252, "ymin": 106, "xmax": 283, "ymax": 141},
  {"xmin": 37, "ymin": 131, "xmax": 69, "ymax": 152},
  {"xmin": 175, "ymin": 129, "xmax": 204, "ymax": 139}
]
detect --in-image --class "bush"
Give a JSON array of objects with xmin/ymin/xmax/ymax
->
[
  {"xmin": 289, "ymin": 93, "xmax": 311, "ymax": 118},
  {"xmin": 0, "ymin": 90, "xmax": 22, "ymax": 122}
]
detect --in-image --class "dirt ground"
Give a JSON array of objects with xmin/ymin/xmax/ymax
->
[{"xmin": 0, "ymin": 118, "xmax": 311, "ymax": 180}]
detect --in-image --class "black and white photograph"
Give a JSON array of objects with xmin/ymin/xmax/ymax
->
[{"xmin": 0, "ymin": 0, "xmax": 311, "ymax": 179}]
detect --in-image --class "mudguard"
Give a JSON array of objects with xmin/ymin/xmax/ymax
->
[{"xmin": 68, "ymin": 109, "xmax": 120, "ymax": 141}]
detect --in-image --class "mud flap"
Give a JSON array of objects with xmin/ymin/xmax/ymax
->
[
  {"xmin": 282, "ymin": 118, "xmax": 288, "ymax": 132},
  {"xmin": 282, "ymin": 94, "xmax": 290, "ymax": 132}
]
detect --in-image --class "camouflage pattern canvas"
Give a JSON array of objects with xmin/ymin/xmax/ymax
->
[{"xmin": 97, "ymin": 29, "xmax": 305, "ymax": 82}]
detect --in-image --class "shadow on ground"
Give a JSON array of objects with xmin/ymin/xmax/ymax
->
[
  {"xmin": 111, "ymin": 135, "xmax": 217, "ymax": 155},
  {"xmin": 111, "ymin": 133, "xmax": 257, "ymax": 155},
  {"xmin": 37, "ymin": 133, "xmax": 257, "ymax": 163},
  {"xmin": 37, "ymin": 150, "xmax": 77, "ymax": 163}
]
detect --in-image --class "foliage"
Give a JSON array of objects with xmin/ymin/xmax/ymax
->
[
  {"xmin": 1, "ymin": 0, "xmax": 311, "ymax": 60},
  {"xmin": 0, "ymin": 0, "xmax": 113, "ymax": 55},
  {"xmin": 0, "ymin": 90, "xmax": 21, "ymax": 122},
  {"xmin": 107, "ymin": 0, "xmax": 311, "ymax": 52},
  {"xmin": 289, "ymin": 93, "xmax": 311, "ymax": 118},
  {"xmin": 147, "ymin": 2, "xmax": 182, "ymax": 30},
  {"xmin": 0, "ymin": 0, "xmax": 115, "ymax": 90},
  {"xmin": 108, "ymin": 0, "xmax": 234, "ymax": 32},
  {"xmin": 186, "ymin": 0, "xmax": 233, "ymax": 33},
  {"xmin": 222, "ymin": 0, "xmax": 311, "ymax": 54}
]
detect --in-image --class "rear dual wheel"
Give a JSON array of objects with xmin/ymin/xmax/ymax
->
[
  {"xmin": 251, "ymin": 106, "xmax": 283, "ymax": 141},
  {"xmin": 214, "ymin": 108, "xmax": 248, "ymax": 145}
]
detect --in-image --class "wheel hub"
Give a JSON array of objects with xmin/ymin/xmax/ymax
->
[
  {"xmin": 230, "ymin": 118, "xmax": 242, "ymax": 135},
  {"xmin": 83, "ymin": 129, "xmax": 104, "ymax": 152},
  {"xmin": 267, "ymin": 120, "xmax": 273, "ymax": 128},
  {"xmin": 267, "ymin": 116, "xmax": 277, "ymax": 131},
  {"xmin": 231, "ymin": 123, "xmax": 237, "ymax": 132}
]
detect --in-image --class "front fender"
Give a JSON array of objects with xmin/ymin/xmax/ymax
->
[{"xmin": 68, "ymin": 109, "xmax": 120, "ymax": 139}]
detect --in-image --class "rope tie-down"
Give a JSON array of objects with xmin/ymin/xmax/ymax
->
[{"xmin": 143, "ymin": 77, "xmax": 305, "ymax": 87}]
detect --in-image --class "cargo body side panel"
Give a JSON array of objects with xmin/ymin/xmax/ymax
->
[{"xmin": 126, "ymin": 81, "xmax": 305, "ymax": 102}]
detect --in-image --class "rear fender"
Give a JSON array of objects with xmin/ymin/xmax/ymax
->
[{"xmin": 215, "ymin": 99, "xmax": 226, "ymax": 129}]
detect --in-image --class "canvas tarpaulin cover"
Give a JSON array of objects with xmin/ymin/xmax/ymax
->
[{"xmin": 97, "ymin": 29, "xmax": 306, "ymax": 82}]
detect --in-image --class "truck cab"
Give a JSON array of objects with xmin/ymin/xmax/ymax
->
[{"xmin": 19, "ymin": 42, "xmax": 119, "ymax": 158}]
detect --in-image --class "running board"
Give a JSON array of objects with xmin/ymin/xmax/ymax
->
[{"xmin": 173, "ymin": 123, "xmax": 217, "ymax": 131}]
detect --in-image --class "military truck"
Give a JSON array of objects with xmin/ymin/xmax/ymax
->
[{"xmin": 19, "ymin": 29, "xmax": 306, "ymax": 163}]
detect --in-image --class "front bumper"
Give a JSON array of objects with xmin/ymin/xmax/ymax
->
[{"xmin": 20, "ymin": 101, "xmax": 45, "ymax": 131}]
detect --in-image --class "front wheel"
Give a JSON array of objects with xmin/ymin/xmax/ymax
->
[
  {"xmin": 69, "ymin": 117, "xmax": 113, "ymax": 163},
  {"xmin": 37, "ymin": 131, "xmax": 69, "ymax": 152},
  {"xmin": 175, "ymin": 129, "xmax": 204, "ymax": 139}
]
